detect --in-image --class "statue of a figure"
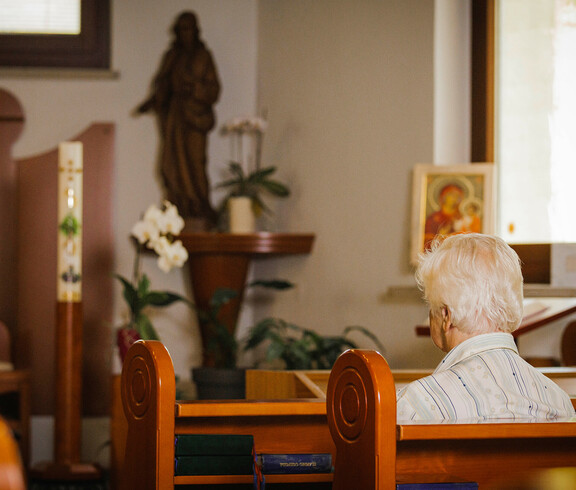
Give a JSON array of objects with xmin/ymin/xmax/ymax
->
[{"xmin": 137, "ymin": 11, "xmax": 221, "ymax": 227}]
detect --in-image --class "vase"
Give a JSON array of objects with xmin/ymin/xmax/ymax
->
[
  {"xmin": 117, "ymin": 326, "xmax": 141, "ymax": 363},
  {"xmin": 192, "ymin": 367, "xmax": 246, "ymax": 400},
  {"xmin": 228, "ymin": 196, "xmax": 255, "ymax": 233}
]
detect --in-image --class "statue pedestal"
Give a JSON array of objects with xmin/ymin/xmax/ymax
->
[{"xmin": 179, "ymin": 232, "xmax": 315, "ymax": 366}]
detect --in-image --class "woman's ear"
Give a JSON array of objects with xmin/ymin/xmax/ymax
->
[{"xmin": 441, "ymin": 306, "xmax": 452, "ymax": 331}]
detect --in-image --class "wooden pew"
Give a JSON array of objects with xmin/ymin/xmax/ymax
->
[
  {"xmin": 326, "ymin": 349, "xmax": 576, "ymax": 490},
  {"xmin": 120, "ymin": 340, "xmax": 335, "ymax": 489}
]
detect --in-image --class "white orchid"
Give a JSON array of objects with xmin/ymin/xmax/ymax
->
[
  {"xmin": 158, "ymin": 200, "xmax": 185, "ymax": 235},
  {"xmin": 221, "ymin": 115, "xmax": 268, "ymax": 134},
  {"xmin": 131, "ymin": 218, "xmax": 160, "ymax": 244},
  {"xmin": 221, "ymin": 114, "xmax": 268, "ymax": 173},
  {"xmin": 157, "ymin": 239, "xmax": 188, "ymax": 273},
  {"xmin": 116, "ymin": 201, "xmax": 190, "ymax": 344}
]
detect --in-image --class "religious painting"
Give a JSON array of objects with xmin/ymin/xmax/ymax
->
[{"xmin": 410, "ymin": 163, "xmax": 495, "ymax": 265}]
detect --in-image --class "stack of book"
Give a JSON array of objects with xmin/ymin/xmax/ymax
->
[{"xmin": 174, "ymin": 433, "xmax": 256, "ymax": 476}]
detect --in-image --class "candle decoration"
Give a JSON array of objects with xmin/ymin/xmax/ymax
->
[{"xmin": 57, "ymin": 142, "xmax": 83, "ymax": 302}]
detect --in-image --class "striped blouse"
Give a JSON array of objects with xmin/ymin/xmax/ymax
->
[{"xmin": 396, "ymin": 332, "xmax": 575, "ymax": 421}]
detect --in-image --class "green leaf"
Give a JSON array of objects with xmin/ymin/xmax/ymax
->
[
  {"xmin": 137, "ymin": 274, "xmax": 151, "ymax": 298},
  {"xmin": 248, "ymin": 279, "xmax": 295, "ymax": 290},
  {"xmin": 145, "ymin": 290, "xmax": 187, "ymax": 307},
  {"xmin": 260, "ymin": 180, "xmax": 290, "ymax": 197},
  {"xmin": 228, "ymin": 161, "xmax": 245, "ymax": 179},
  {"xmin": 210, "ymin": 288, "xmax": 238, "ymax": 309},
  {"xmin": 136, "ymin": 314, "xmax": 160, "ymax": 341},
  {"xmin": 248, "ymin": 166, "xmax": 277, "ymax": 183},
  {"xmin": 114, "ymin": 274, "xmax": 140, "ymax": 315}
]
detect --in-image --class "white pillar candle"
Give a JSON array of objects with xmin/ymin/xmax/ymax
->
[
  {"xmin": 229, "ymin": 196, "xmax": 255, "ymax": 233},
  {"xmin": 57, "ymin": 142, "xmax": 83, "ymax": 302}
]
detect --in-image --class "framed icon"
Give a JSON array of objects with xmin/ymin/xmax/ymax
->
[{"xmin": 410, "ymin": 163, "xmax": 495, "ymax": 265}]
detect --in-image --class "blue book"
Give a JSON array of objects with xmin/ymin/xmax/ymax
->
[
  {"xmin": 258, "ymin": 453, "xmax": 333, "ymax": 474},
  {"xmin": 397, "ymin": 484, "xmax": 478, "ymax": 490}
]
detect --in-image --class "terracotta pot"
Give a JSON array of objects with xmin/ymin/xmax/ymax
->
[{"xmin": 117, "ymin": 327, "xmax": 140, "ymax": 362}]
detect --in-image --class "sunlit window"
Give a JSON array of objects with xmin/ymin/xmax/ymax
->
[
  {"xmin": 0, "ymin": 0, "xmax": 109, "ymax": 69},
  {"xmin": 497, "ymin": 0, "xmax": 576, "ymax": 243},
  {"xmin": 0, "ymin": 0, "xmax": 80, "ymax": 34}
]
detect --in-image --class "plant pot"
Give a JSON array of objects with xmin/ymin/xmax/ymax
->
[
  {"xmin": 192, "ymin": 367, "xmax": 246, "ymax": 400},
  {"xmin": 228, "ymin": 196, "xmax": 255, "ymax": 233},
  {"xmin": 116, "ymin": 326, "xmax": 141, "ymax": 363}
]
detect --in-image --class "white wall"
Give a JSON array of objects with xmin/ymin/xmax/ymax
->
[
  {"xmin": 1, "ymin": 0, "xmax": 472, "ymax": 466},
  {"xmin": 2, "ymin": 0, "xmax": 259, "ymax": 379},
  {"xmin": 248, "ymin": 0, "xmax": 443, "ymax": 370},
  {"xmin": 2, "ymin": 0, "xmax": 259, "ymax": 466}
]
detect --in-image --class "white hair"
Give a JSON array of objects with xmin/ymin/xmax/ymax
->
[{"xmin": 415, "ymin": 233, "xmax": 524, "ymax": 334}]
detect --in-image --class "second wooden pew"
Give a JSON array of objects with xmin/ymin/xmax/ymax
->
[{"xmin": 326, "ymin": 349, "xmax": 576, "ymax": 489}]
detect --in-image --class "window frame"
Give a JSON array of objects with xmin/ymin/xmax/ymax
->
[
  {"xmin": 471, "ymin": 0, "xmax": 550, "ymax": 284},
  {"xmin": 0, "ymin": 0, "xmax": 110, "ymax": 69}
]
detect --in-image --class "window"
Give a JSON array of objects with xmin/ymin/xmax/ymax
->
[
  {"xmin": 474, "ymin": 0, "xmax": 576, "ymax": 244},
  {"xmin": 497, "ymin": 0, "xmax": 576, "ymax": 244},
  {"xmin": 0, "ymin": 0, "xmax": 110, "ymax": 69},
  {"xmin": 471, "ymin": 0, "xmax": 576, "ymax": 283},
  {"xmin": 0, "ymin": 0, "xmax": 80, "ymax": 34}
]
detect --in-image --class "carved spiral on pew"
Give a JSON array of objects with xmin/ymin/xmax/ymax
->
[
  {"xmin": 123, "ymin": 353, "xmax": 153, "ymax": 418},
  {"xmin": 331, "ymin": 366, "xmax": 367, "ymax": 442}
]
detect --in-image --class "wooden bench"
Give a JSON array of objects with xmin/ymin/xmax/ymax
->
[
  {"xmin": 326, "ymin": 349, "xmax": 576, "ymax": 489},
  {"xmin": 120, "ymin": 340, "xmax": 335, "ymax": 489}
]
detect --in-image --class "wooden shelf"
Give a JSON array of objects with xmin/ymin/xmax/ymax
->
[
  {"xmin": 179, "ymin": 232, "xmax": 315, "ymax": 367},
  {"xmin": 179, "ymin": 232, "xmax": 315, "ymax": 255},
  {"xmin": 174, "ymin": 473, "xmax": 333, "ymax": 485},
  {"xmin": 176, "ymin": 399, "xmax": 326, "ymax": 418}
]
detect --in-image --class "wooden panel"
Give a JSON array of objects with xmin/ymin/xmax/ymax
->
[
  {"xmin": 13, "ymin": 116, "xmax": 115, "ymax": 416},
  {"xmin": 510, "ymin": 243, "xmax": 551, "ymax": 284},
  {"xmin": 0, "ymin": 89, "xmax": 24, "ymax": 339},
  {"xmin": 396, "ymin": 438, "xmax": 576, "ymax": 486},
  {"xmin": 119, "ymin": 341, "xmax": 335, "ymax": 489},
  {"xmin": 245, "ymin": 370, "xmax": 327, "ymax": 399},
  {"xmin": 397, "ymin": 420, "xmax": 576, "ymax": 441},
  {"xmin": 471, "ymin": 0, "xmax": 495, "ymax": 162}
]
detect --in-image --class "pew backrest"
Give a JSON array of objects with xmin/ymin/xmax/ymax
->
[{"xmin": 326, "ymin": 349, "xmax": 576, "ymax": 490}]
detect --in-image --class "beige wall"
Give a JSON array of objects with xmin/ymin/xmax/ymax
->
[
  {"xmin": 248, "ymin": 0, "xmax": 442, "ymax": 369},
  {"xmin": 1, "ymin": 1, "xmax": 459, "ymax": 386},
  {"xmin": 0, "ymin": 0, "xmax": 474, "ymax": 466}
]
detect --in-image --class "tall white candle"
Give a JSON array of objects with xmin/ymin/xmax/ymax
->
[{"xmin": 57, "ymin": 142, "xmax": 83, "ymax": 302}]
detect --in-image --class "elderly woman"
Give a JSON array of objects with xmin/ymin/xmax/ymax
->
[{"xmin": 397, "ymin": 233, "xmax": 575, "ymax": 421}]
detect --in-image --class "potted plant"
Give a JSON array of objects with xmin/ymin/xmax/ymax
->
[
  {"xmin": 192, "ymin": 279, "xmax": 293, "ymax": 399},
  {"xmin": 216, "ymin": 162, "xmax": 290, "ymax": 232},
  {"xmin": 217, "ymin": 115, "xmax": 290, "ymax": 232},
  {"xmin": 115, "ymin": 201, "xmax": 190, "ymax": 362},
  {"xmin": 244, "ymin": 319, "xmax": 385, "ymax": 370}
]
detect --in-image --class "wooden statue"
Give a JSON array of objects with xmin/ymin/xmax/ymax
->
[{"xmin": 137, "ymin": 11, "xmax": 221, "ymax": 228}]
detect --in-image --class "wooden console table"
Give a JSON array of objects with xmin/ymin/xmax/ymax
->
[{"xmin": 179, "ymin": 232, "xmax": 315, "ymax": 366}]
